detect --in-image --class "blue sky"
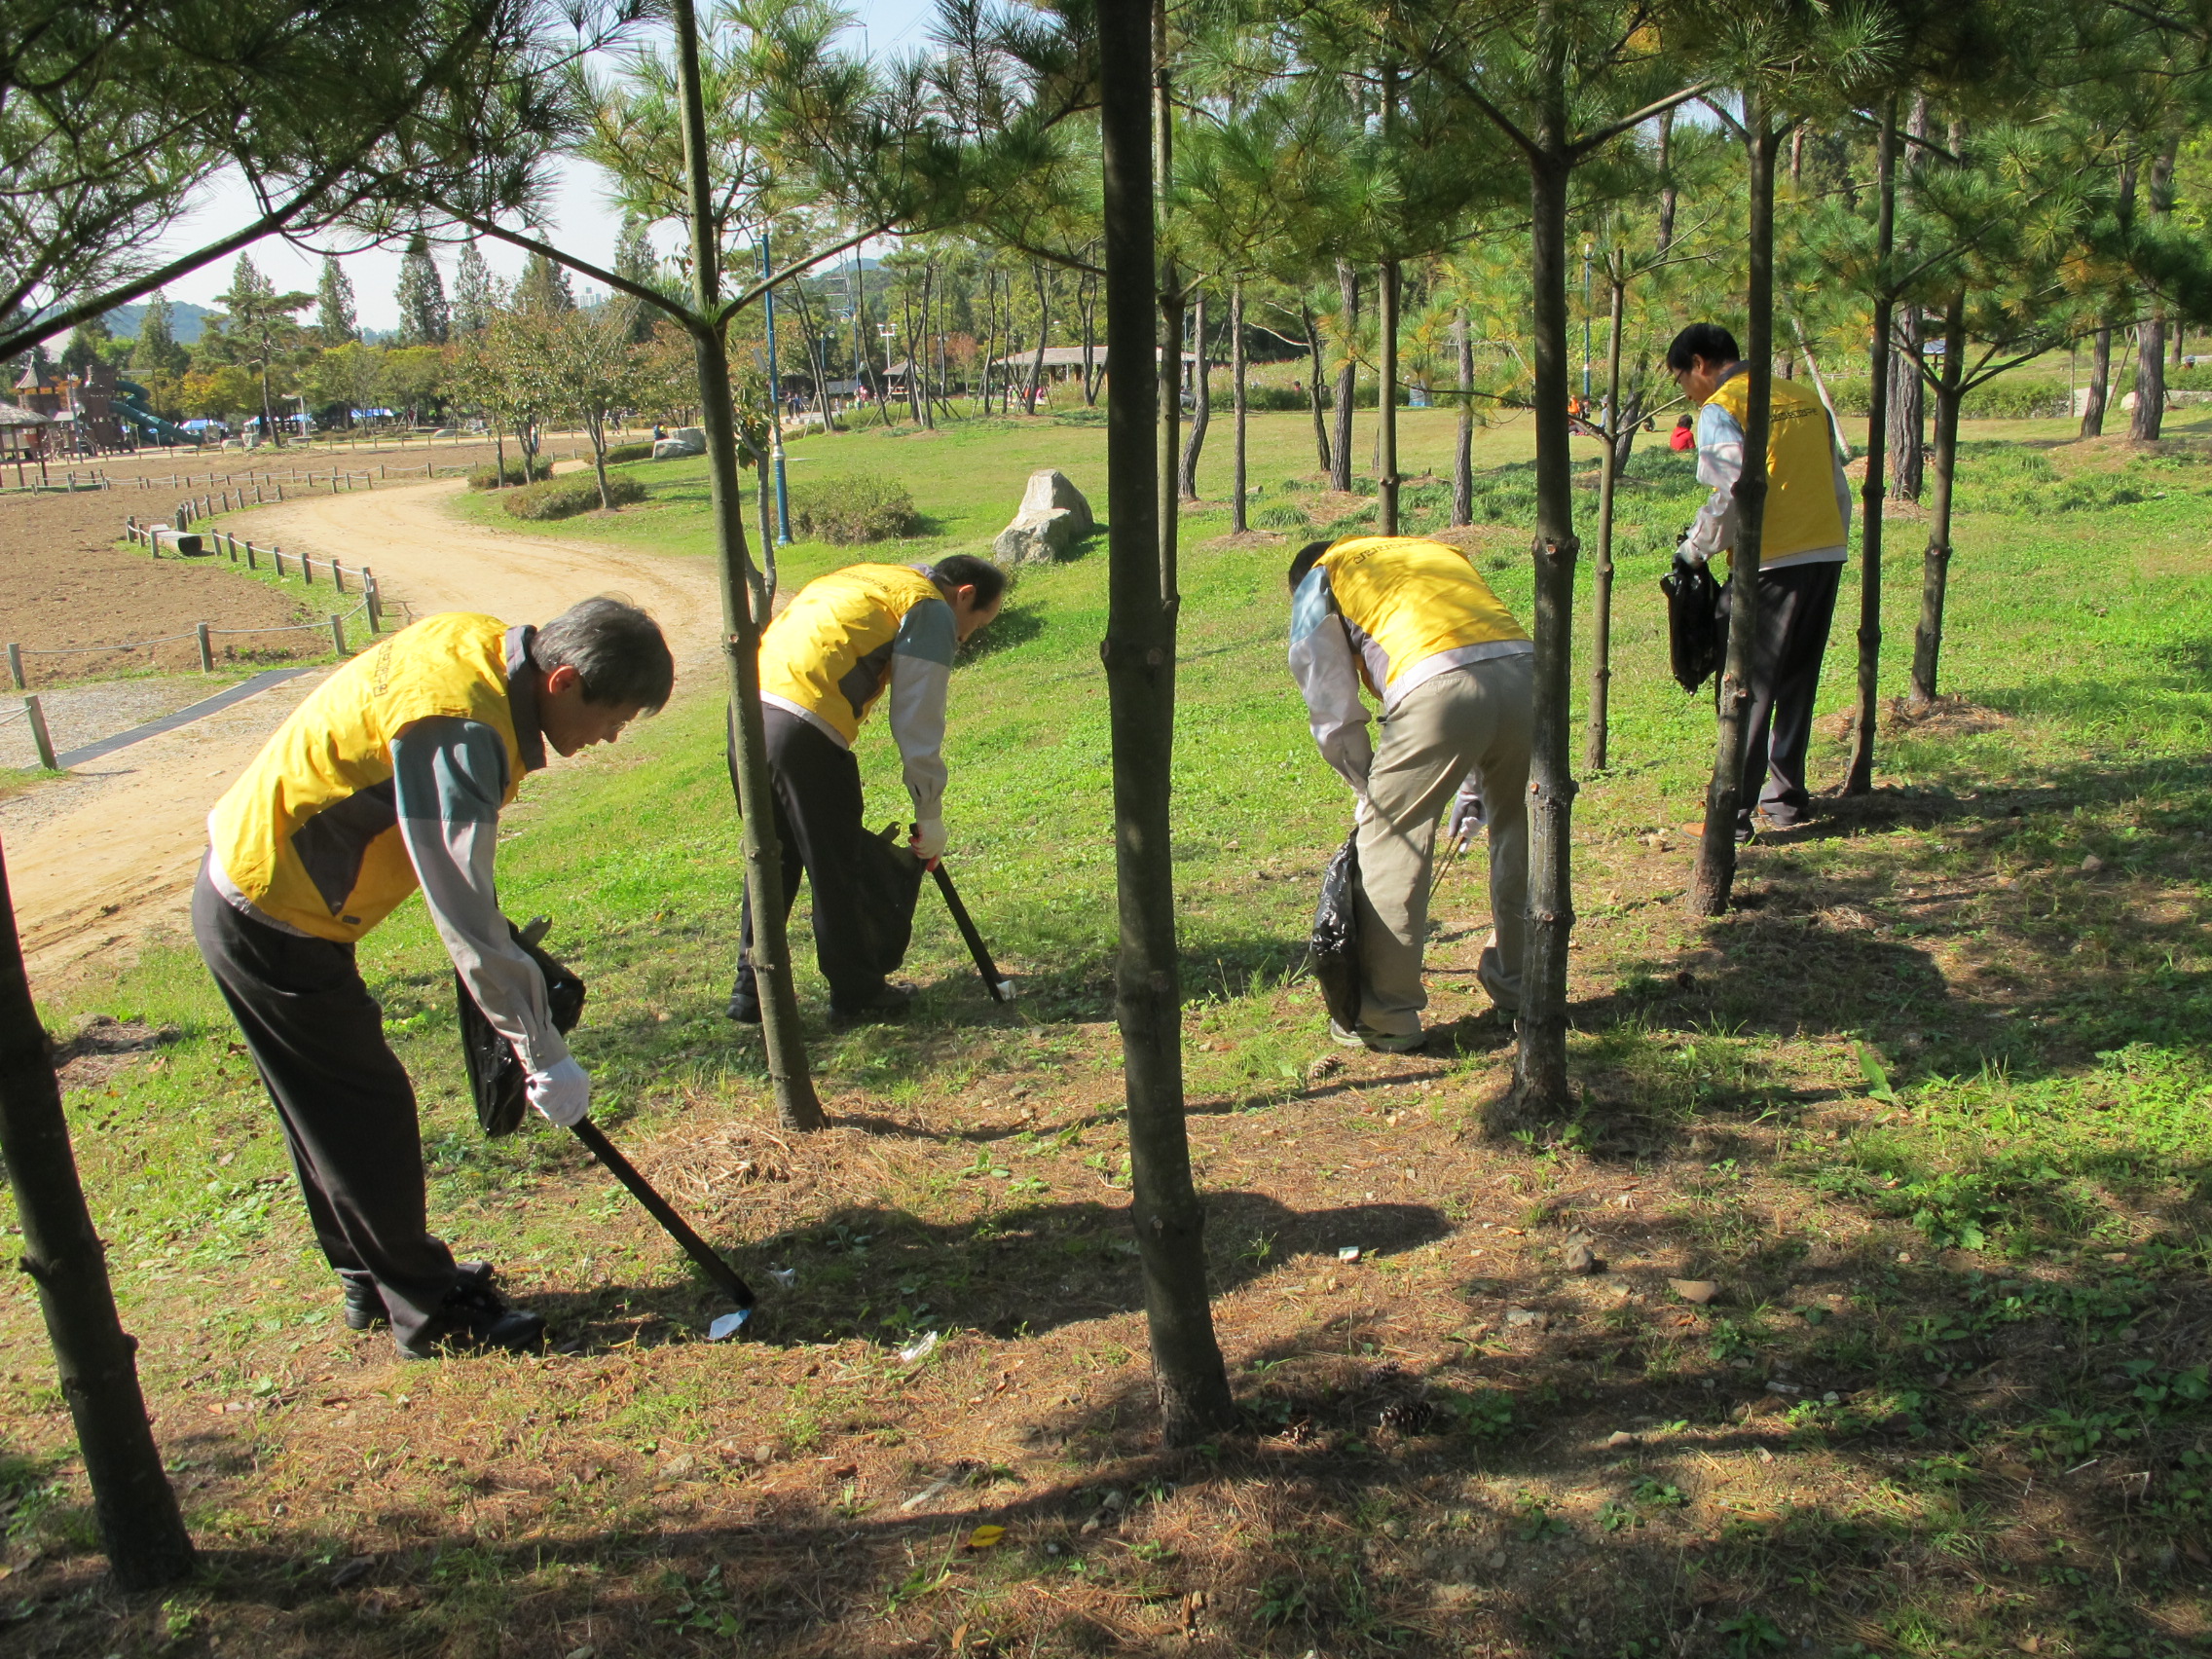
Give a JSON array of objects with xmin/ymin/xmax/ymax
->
[{"xmin": 148, "ymin": 0, "xmax": 940, "ymax": 332}]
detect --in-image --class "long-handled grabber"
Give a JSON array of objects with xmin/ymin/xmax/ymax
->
[
  {"xmin": 567, "ymin": 1119, "xmax": 757, "ymax": 1341},
  {"xmin": 931, "ymin": 863, "xmax": 1014, "ymax": 1003}
]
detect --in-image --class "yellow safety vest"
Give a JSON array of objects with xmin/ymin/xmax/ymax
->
[
  {"xmin": 1321, "ymin": 536, "xmax": 1529, "ymax": 696},
  {"xmin": 1705, "ymin": 372, "xmax": 1846, "ymax": 565},
  {"xmin": 757, "ymin": 563, "xmax": 946, "ymax": 745},
  {"xmin": 207, "ymin": 611, "xmax": 524, "ymax": 941}
]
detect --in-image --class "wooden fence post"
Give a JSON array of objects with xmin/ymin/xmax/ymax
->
[
  {"xmin": 328, "ymin": 614, "xmax": 346, "ymax": 655},
  {"xmin": 244, "ymin": 540, "xmax": 257, "ymax": 571},
  {"xmin": 25, "ymin": 696, "xmax": 56, "ymax": 770},
  {"xmin": 301, "ymin": 553, "xmax": 313, "ymax": 586},
  {"xmin": 363, "ymin": 571, "xmax": 380, "ymax": 633},
  {"xmin": 196, "ymin": 623, "xmax": 213, "ymax": 674},
  {"xmin": 7, "ymin": 645, "xmax": 22, "ymax": 689},
  {"xmin": 331, "ymin": 562, "xmax": 345, "ymax": 594}
]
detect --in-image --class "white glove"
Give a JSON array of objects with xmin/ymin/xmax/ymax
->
[
  {"xmin": 527, "ymin": 1058, "xmax": 591, "ymax": 1126},
  {"xmin": 1446, "ymin": 781, "xmax": 1486, "ymax": 851},
  {"xmin": 1675, "ymin": 541, "xmax": 1708, "ymax": 570},
  {"xmin": 910, "ymin": 818, "xmax": 948, "ymax": 862}
]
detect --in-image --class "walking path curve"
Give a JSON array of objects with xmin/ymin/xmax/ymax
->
[{"xmin": 5, "ymin": 478, "xmax": 719, "ymax": 991}]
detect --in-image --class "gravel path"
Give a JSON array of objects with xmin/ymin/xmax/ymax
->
[{"xmin": 0, "ymin": 674, "xmax": 246, "ymax": 771}]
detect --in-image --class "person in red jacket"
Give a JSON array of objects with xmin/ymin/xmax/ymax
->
[{"xmin": 1669, "ymin": 413, "xmax": 1695, "ymax": 452}]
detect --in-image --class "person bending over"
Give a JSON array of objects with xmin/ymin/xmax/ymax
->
[
  {"xmin": 727, "ymin": 554, "xmax": 1004, "ymax": 1027},
  {"xmin": 196, "ymin": 599, "xmax": 673, "ymax": 1358},
  {"xmin": 1669, "ymin": 321, "xmax": 1853, "ymax": 836},
  {"xmin": 1287, "ymin": 535, "xmax": 1534, "ymax": 1053}
]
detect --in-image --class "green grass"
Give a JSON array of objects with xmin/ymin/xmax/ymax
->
[{"xmin": 5, "ymin": 404, "xmax": 2211, "ymax": 1655}]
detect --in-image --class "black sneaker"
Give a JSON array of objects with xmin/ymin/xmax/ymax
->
[
  {"xmin": 725, "ymin": 993, "xmax": 761, "ymax": 1024},
  {"xmin": 343, "ymin": 1261, "xmax": 492, "ymax": 1331},
  {"xmin": 829, "ymin": 983, "xmax": 913, "ymax": 1029},
  {"xmin": 396, "ymin": 1275, "xmax": 545, "ymax": 1360}
]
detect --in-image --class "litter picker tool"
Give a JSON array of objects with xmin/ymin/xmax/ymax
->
[
  {"xmin": 457, "ymin": 916, "xmax": 756, "ymax": 1341},
  {"xmin": 566, "ymin": 1120, "xmax": 756, "ymax": 1341},
  {"xmin": 931, "ymin": 862, "xmax": 1013, "ymax": 1003}
]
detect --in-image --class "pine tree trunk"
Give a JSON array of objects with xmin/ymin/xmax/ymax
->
[
  {"xmin": 674, "ymin": 0, "xmax": 822, "ymax": 1131},
  {"xmin": 2080, "ymin": 323, "xmax": 2112, "ymax": 437},
  {"xmin": 1025, "ymin": 264, "xmax": 1049, "ymax": 416},
  {"xmin": 1378, "ymin": 260, "xmax": 1399, "ymax": 535},
  {"xmin": 1230, "ymin": 282, "xmax": 1248, "ymax": 533},
  {"xmin": 1907, "ymin": 292, "xmax": 1967, "ymax": 711},
  {"xmin": 2130, "ymin": 134, "xmax": 2178, "ymax": 443},
  {"xmin": 1178, "ymin": 289, "xmax": 1209, "ymax": 500},
  {"xmin": 1583, "ymin": 270, "xmax": 1625, "ymax": 774},
  {"xmin": 1689, "ymin": 106, "xmax": 1782, "ymax": 918},
  {"xmin": 1330, "ymin": 263, "xmax": 1358, "ymax": 492},
  {"xmin": 1656, "ymin": 107, "xmax": 1677, "ymax": 254},
  {"xmin": 1099, "ymin": 0, "xmax": 1234, "ymax": 1445},
  {"xmin": 1846, "ymin": 99, "xmax": 1898, "ymax": 797},
  {"xmin": 1509, "ymin": 99, "xmax": 1578, "ymax": 1119},
  {"xmin": 1887, "ymin": 317, "xmax": 1923, "ymax": 500},
  {"xmin": 0, "ymin": 842, "xmax": 196, "ymax": 1588},
  {"xmin": 1453, "ymin": 313, "xmax": 1474, "ymax": 526},
  {"xmin": 1303, "ymin": 302, "xmax": 1330, "ymax": 470}
]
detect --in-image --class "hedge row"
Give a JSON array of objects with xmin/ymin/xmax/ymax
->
[
  {"xmin": 465, "ymin": 455, "xmax": 554, "ymax": 490},
  {"xmin": 500, "ymin": 474, "xmax": 648, "ymax": 521}
]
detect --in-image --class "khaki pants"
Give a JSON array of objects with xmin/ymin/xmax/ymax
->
[{"xmin": 1352, "ymin": 656, "xmax": 1533, "ymax": 1037}]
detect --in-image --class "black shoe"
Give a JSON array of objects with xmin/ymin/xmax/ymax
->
[
  {"xmin": 393, "ymin": 1272, "xmax": 537, "ymax": 1359},
  {"xmin": 829, "ymin": 983, "xmax": 913, "ymax": 1030},
  {"xmin": 725, "ymin": 993, "xmax": 761, "ymax": 1024},
  {"xmin": 345, "ymin": 1261, "xmax": 493, "ymax": 1331}
]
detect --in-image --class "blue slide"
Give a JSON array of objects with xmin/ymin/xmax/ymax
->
[{"xmin": 112, "ymin": 378, "xmax": 203, "ymax": 447}]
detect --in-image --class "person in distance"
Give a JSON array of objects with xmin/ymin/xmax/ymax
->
[
  {"xmin": 1668, "ymin": 320, "xmax": 1853, "ymax": 838},
  {"xmin": 726, "ymin": 554, "xmax": 1004, "ymax": 1029},
  {"xmin": 1286, "ymin": 535, "xmax": 1534, "ymax": 1054}
]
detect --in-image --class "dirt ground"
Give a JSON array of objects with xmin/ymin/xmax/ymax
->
[
  {"xmin": 0, "ymin": 473, "xmax": 719, "ymax": 992},
  {"xmin": 0, "ymin": 438, "xmax": 539, "ymax": 683}
]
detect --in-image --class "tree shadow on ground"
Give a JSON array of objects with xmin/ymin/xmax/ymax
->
[{"xmin": 524, "ymin": 1192, "xmax": 1450, "ymax": 1354}]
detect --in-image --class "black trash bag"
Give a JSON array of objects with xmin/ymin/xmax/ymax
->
[
  {"xmin": 857, "ymin": 822, "xmax": 930, "ymax": 978},
  {"xmin": 459, "ymin": 922, "xmax": 587, "ymax": 1139},
  {"xmin": 1659, "ymin": 553, "xmax": 1724, "ymax": 693},
  {"xmin": 1309, "ymin": 831, "xmax": 1363, "ymax": 1032}
]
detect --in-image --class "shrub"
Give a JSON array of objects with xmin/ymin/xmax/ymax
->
[
  {"xmin": 500, "ymin": 473, "xmax": 648, "ymax": 521},
  {"xmin": 788, "ymin": 473, "xmax": 922, "ymax": 543},
  {"xmin": 603, "ymin": 441, "xmax": 655, "ymax": 464},
  {"xmin": 467, "ymin": 455, "xmax": 554, "ymax": 490},
  {"xmin": 1255, "ymin": 503, "xmax": 1311, "ymax": 531},
  {"xmin": 1243, "ymin": 384, "xmax": 1313, "ymax": 413}
]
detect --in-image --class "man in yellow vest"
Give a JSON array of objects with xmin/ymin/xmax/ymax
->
[
  {"xmin": 727, "ymin": 554, "xmax": 1005, "ymax": 1026},
  {"xmin": 193, "ymin": 599, "xmax": 674, "ymax": 1358},
  {"xmin": 1288, "ymin": 536, "xmax": 1534, "ymax": 1052},
  {"xmin": 1669, "ymin": 322, "xmax": 1852, "ymax": 837}
]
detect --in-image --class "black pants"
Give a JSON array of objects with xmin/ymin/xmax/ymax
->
[
  {"xmin": 1719, "ymin": 559, "xmax": 1841, "ymax": 827},
  {"xmin": 192, "ymin": 864, "xmax": 461, "ymax": 1346},
  {"xmin": 730, "ymin": 706, "xmax": 899, "ymax": 1014}
]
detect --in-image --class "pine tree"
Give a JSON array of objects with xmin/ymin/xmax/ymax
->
[
  {"xmin": 315, "ymin": 256, "xmax": 357, "ymax": 344},
  {"xmin": 452, "ymin": 241, "xmax": 500, "ymax": 334},
  {"xmin": 613, "ymin": 220, "xmax": 660, "ymax": 343},
  {"xmin": 59, "ymin": 315, "xmax": 111, "ymax": 376},
  {"xmin": 513, "ymin": 250, "xmax": 576, "ymax": 316},
  {"xmin": 131, "ymin": 290, "xmax": 189, "ymax": 378},
  {"xmin": 394, "ymin": 235, "xmax": 451, "ymax": 345}
]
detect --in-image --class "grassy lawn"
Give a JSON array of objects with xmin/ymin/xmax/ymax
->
[{"xmin": 4, "ymin": 405, "xmax": 2210, "ymax": 1657}]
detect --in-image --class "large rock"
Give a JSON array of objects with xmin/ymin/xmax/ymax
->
[
  {"xmin": 991, "ymin": 468, "xmax": 1094, "ymax": 565},
  {"xmin": 652, "ymin": 425, "xmax": 707, "ymax": 461}
]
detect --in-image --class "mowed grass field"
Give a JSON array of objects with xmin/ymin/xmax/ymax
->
[{"xmin": 4, "ymin": 402, "xmax": 2210, "ymax": 1658}]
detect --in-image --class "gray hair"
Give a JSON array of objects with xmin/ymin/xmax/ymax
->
[{"xmin": 532, "ymin": 596, "xmax": 675, "ymax": 712}]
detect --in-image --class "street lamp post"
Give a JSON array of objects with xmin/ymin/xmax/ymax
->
[{"xmin": 760, "ymin": 232, "xmax": 792, "ymax": 545}]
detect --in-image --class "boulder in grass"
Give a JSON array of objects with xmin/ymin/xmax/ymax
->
[
  {"xmin": 991, "ymin": 468, "xmax": 1094, "ymax": 565},
  {"xmin": 652, "ymin": 425, "xmax": 707, "ymax": 461}
]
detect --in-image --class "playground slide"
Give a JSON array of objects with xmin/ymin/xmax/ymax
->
[{"xmin": 113, "ymin": 378, "xmax": 203, "ymax": 447}]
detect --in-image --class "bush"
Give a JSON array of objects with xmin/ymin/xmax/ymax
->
[
  {"xmin": 500, "ymin": 473, "xmax": 648, "ymax": 521},
  {"xmin": 466, "ymin": 455, "xmax": 553, "ymax": 490},
  {"xmin": 1255, "ymin": 502, "xmax": 1311, "ymax": 531},
  {"xmin": 788, "ymin": 473, "xmax": 922, "ymax": 543},
  {"xmin": 603, "ymin": 441, "xmax": 655, "ymax": 464},
  {"xmin": 1243, "ymin": 384, "xmax": 1313, "ymax": 413}
]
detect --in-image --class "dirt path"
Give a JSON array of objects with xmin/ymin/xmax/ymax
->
[{"xmin": 6, "ymin": 479, "xmax": 719, "ymax": 992}]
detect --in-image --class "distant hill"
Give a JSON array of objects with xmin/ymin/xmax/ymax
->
[{"xmin": 105, "ymin": 300, "xmax": 215, "ymax": 345}]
